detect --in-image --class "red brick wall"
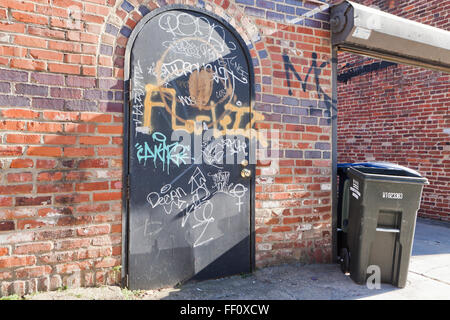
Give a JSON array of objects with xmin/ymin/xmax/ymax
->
[
  {"xmin": 337, "ymin": 0, "xmax": 450, "ymax": 221},
  {"xmin": 0, "ymin": 0, "xmax": 334, "ymax": 296}
]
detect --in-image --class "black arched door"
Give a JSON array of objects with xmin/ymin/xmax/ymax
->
[{"xmin": 126, "ymin": 6, "xmax": 256, "ymax": 290}]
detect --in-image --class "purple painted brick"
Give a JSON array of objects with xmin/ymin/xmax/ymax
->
[
  {"xmin": 254, "ymin": 103, "xmax": 271, "ymax": 112},
  {"xmin": 285, "ymin": 150, "xmax": 303, "ymax": 158},
  {"xmin": 115, "ymin": 91, "xmax": 124, "ymax": 101},
  {"xmin": 305, "ymin": 150, "xmax": 321, "ymax": 159},
  {"xmin": 65, "ymin": 100, "xmax": 97, "ymax": 111},
  {"xmin": 292, "ymin": 107, "xmax": 308, "ymax": 116},
  {"xmin": 98, "ymin": 67, "xmax": 113, "ymax": 77},
  {"xmin": 139, "ymin": 5, "xmax": 151, "ymax": 16},
  {"xmin": 0, "ymin": 95, "xmax": 30, "ymax": 107},
  {"xmin": 309, "ymin": 108, "xmax": 323, "ymax": 117},
  {"xmin": 273, "ymin": 105, "xmax": 291, "ymax": 114},
  {"xmin": 66, "ymin": 76, "xmax": 96, "ymax": 88},
  {"xmin": 236, "ymin": 0, "xmax": 254, "ymax": 5},
  {"xmin": 283, "ymin": 115, "xmax": 299, "ymax": 124},
  {"xmin": 114, "ymin": 57, "xmax": 124, "ymax": 68},
  {"xmin": 83, "ymin": 89, "xmax": 103, "ymax": 100},
  {"xmin": 31, "ymin": 72, "xmax": 64, "ymax": 86},
  {"xmin": 296, "ymin": 7, "xmax": 310, "ymax": 15},
  {"xmin": 314, "ymin": 12, "xmax": 329, "ymax": 22},
  {"xmin": 121, "ymin": 0, "xmax": 134, "ymax": 12},
  {"xmin": 0, "ymin": 82, "xmax": 11, "ymax": 93},
  {"xmin": 256, "ymin": 0, "xmax": 275, "ymax": 10},
  {"xmin": 276, "ymin": 4, "xmax": 295, "ymax": 14},
  {"xmin": 301, "ymin": 116, "xmax": 318, "ymax": 125},
  {"xmin": 245, "ymin": 6, "xmax": 265, "ymax": 18},
  {"xmin": 32, "ymin": 97, "xmax": 64, "ymax": 110},
  {"xmin": 305, "ymin": 18, "xmax": 321, "ymax": 28},
  {"xmin": 285, "ymin": 0, "xmax": 304, "ymax": 6},
  {"xmin": 99, "ymin": 79, "xmax": 124, "ymax": 90},
  {"xmin": 266, "ymin": 11, "xmax": 285, "ymax": 22},
  {"xmin": 100, "ymin": 101, "xmax": 123, "ymax": 113},
  {"xmin": 120, "ymin": 26, "xmax": 132, "ymax": 38},
  {"xmin": 15, "ymin": 83, "xmax": 48, "ymax": 97},
  {"xmin": 105, "ymin": 23, "xmax": 119, "ymax": 36},
  {"xmin": 267, "ymin": 149, "xmax": 283, "ymax": 158},
  {"xmin": 319, "ymin": 118, "xmax": 331, "ymax": 126},
  {"xmin": 262, "ymin": 76, "xmax": 272, "ymax": 85},
  {"xmin": 262, "ymin": 94, "xmax": 281, "ymax": 104},
  {"xmin": 100, "ymin": 44, "xmax": 113, "ymax": 56},
  {"xmin": 323, "ymin": 151, "xmax": 331, "ymax": 159},
  {"xmin": 282, "ymin": 96, "xmax": 299, "ymax": 106},
  {"xmin": 301, "ymin": 99, "xmax": 317, "ymax": 108},
  {"xmin": 50, "ymin": 87, "xmax": 81, "ymax": 99},
  {"xmin": 315, "ymin": 142, "xmax": 330, "ymax": 150},
  {"xmin": 263, "ymin": 113, "xmax": 282, "ymax": 122},
  {"xmin": 0, "ymin": 69, "xmax": 28, "ymax": 82}
]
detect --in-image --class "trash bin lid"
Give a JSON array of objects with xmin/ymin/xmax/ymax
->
[{"xmin": 337, "ymin": 162, "xmax": 423, "ymax": 178}]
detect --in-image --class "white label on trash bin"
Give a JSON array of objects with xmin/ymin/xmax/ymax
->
[
  {"xmin": 382, "ymin": 192, "xmax": 403, "ymax": 199},
  {"xmin": 350, "ymin": 179, "xmax": 361, "ymax": 199}
]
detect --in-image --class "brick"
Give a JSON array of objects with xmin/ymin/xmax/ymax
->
[
  {"xmin": 77, "ymin": 225, "xmax": 110, "ymax": 236},
  {"xmin": 16, "ymin": 196, "xmax": 51, "ymax": 206},
  {"xmin": 97, "ymin": 125, "xmax": 122, "ymax": 134},
  {"xmin": 11, "ymin": 12, "xmax": 48, "ymax": 25},
  {"xmin": 79, "ymin": 136, "xmax": 109, "ymax": 145},
  {"xmin": 44, "ymin": 111, "xmax": 79, "ymax": 122},
  {"xmin": 14, "ymin": 242, "xmax": 53, "ymax": 254},
  {"xmin": 0, "ymin": 256, "xmax": 36, "ymax": 268},
  {"xmin": 10, "ymin": 159, "xmax": 34, "ymax": 168},
  {"xmin": 37, "ymin": 171, "xmax": 64, "ymax": 182},
  {"xmin": 0, "ymin": 145, "xmax": 23, "ymax": 157},
  {"xmin": 29, "ymin": 49, "xmax": 64, "ymax": 62},
  {"xmin": 28, "ymin": 122, "xmax": 63, "ymax": 133},
  {"xmin": 66, "ymin": 76, "xmax": 96, "ymax": 88},
  {"xmin": 93, "ymin": 192, "xmax": 121, "ymax": 202},
  {"xmin": 0, "ymin": 184, "xmax": 33, "ymax": 195},
  {"xmin": 27, "ymin": 146, "xmax": 62, "ymax": 157},
  {"xmin": 15, "ymin": 83, "xmax": 48, "ymax": 96},
  {"xmin": 37, "ymin": 183, "xmax": 73, "ymax": 193},
  {"xmin": 15, "ymin": 266, "xmax": 52, "ymax": 279},
  {"xmin": 54, "ymin": 194, "xmax": 89, "ymax": 205},
  {"xmin": 63, "ymin": 147, "xmax": 95, "ymax": 157},
  {"xmin": 36, "ymin": 159, "xmax": 57, "ymax": 169},
  {"xmin": 7, "ymin": 172, "xmax": 32, "ymax": 183},
  {"xmin": 48, "ymin": 63, "xmax": 80, "ymax": 75},
  {"xmin": 31, "ymin": 72, "xmax": 64, "ymax": 85},
  {"xmin": 80, "ymin": 113, "xmax": 112, "ymax": 123},
  {"xmin": 43, "ymin": 135, "xmax": 77, "ymax": 145},
  {"xmin": 0, "ymin": 22, "xmax": 26, "ymax": 33},
  {"xmin": 0, "ymin": 68, "xmax": 28, "ymax": 82},
  {"xmin": 75, "ymin": 182, "xmax": 109, "ymax": 192},
  {"xmin": 0, "ymin": 95, "xmax": 30, "ymax": 107},
  {"xmin": 14, "ymin": 35, "xmax": 47, "ymax": 48},
  {"xmin": 28, "ymin": 26, "xmax": 65, "ymax": 39},
  {"xmin": 0, "ymin": 221, "xmax": 15, "ymax": 231}
]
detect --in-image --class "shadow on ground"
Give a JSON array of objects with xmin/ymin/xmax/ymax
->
[{"xmin": 24, "ymin": 218, "xmax": 450, "ymax": 300}]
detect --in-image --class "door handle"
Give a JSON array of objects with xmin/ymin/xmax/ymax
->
[{"xmin": 241, "ymin": 168, "xmax": 251, "ymax": 178}]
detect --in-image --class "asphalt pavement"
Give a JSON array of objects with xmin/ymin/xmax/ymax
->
[{"xmin": 24, "ymin": 218, "xmax": 450, "ymax": 300}]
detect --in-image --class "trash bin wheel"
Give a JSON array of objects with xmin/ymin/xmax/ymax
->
[{"xmin": 340, "ymin": 248, "xmax": 349, "ymax": 274}]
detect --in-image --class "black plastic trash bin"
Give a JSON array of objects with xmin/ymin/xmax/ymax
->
[{"xmin": 337, "ymin": 162, "xmax": 428, "ymax": 288}]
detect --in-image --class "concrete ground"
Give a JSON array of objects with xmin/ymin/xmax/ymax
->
[{"xmin": 22, "ymin": 218, "xmax": 450, "ymax": 300}]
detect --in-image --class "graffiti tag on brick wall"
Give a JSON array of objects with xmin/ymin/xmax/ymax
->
[{"xmin": 282, "ymin": 52, "xmax": 336, "ymax": 116}]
